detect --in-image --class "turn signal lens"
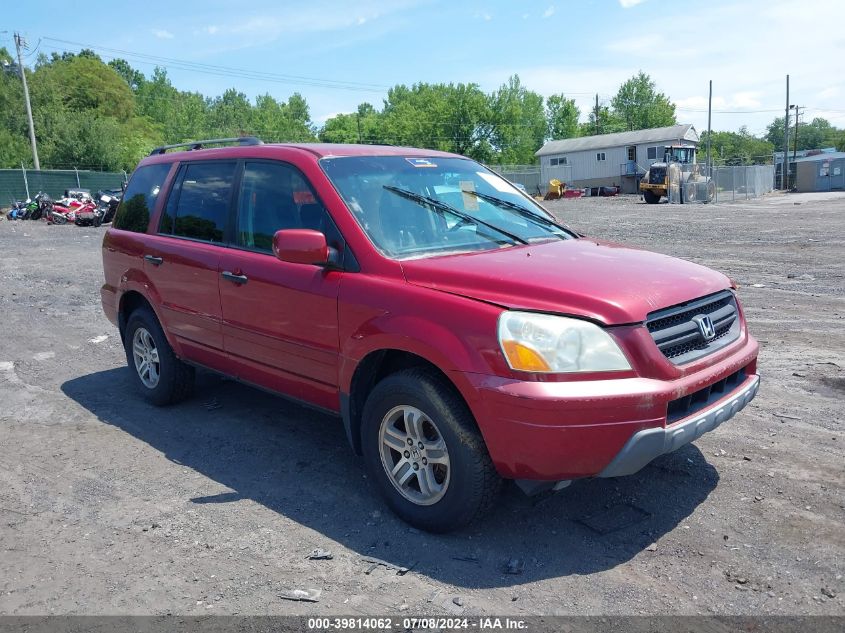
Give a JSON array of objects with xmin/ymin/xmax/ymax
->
[{"xmin": 501, "ymin": 341, "xmax": 552, "ymax": 372}]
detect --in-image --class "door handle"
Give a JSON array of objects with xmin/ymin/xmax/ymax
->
[
  {"xmin": 221, "ymin": 271, "xmax": 248, "ymax": 285},
  {"xmin": 144, "ymin": 254, "xmax": 163, "ymax": 266}
]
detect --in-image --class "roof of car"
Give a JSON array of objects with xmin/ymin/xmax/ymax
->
[
  {"xmin": 278, "ymin": 143, "xmax": 460, "ymax": 159},
  {"xmin": 143, "ymin": 142, "xmax": 463, "ymax": 163}
]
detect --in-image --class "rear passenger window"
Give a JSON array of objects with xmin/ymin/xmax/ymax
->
[
  {"xmin": 112, "ymin": 163, "xmax": 171, "ymax": 233},
  {"xmin": 236, "ymin": 161, "xmax": 343, "ymax": 254},
  {"xmin": 168, "ymin": 162, "xmax": 236, "ymax": 243}
]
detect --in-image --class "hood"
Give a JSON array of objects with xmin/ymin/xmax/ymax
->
[{"xmin": 400, "ymin": 238, "xmax": 731, "ymax": 325}]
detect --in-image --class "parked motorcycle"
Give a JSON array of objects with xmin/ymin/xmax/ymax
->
[
  {"xmin": 23, "ymin": 192, "xmax": 53, "ymax": 221},
  {"xmin": 76, "ymin": 189, "xmax": 122, "ymax": 227},
  {"xmin": 6, "ymin": 200, "xmax": 28, "ymax": 220}
]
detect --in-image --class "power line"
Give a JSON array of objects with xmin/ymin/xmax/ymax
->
[{"xmin": 40, "ymin": 37, "xmax": 389, "ymax": 93}]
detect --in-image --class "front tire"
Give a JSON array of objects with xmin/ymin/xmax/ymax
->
[
  {"xmin": 124, "ymin": 307, "xmax": 194, "ymax": 406},
  {"xmin": 643, "ymin": 189, "xmax": 660, "ymax": 204},
  {"xmin": 361, "ymin": 367, "xmax": 501, "ymax": 533}
]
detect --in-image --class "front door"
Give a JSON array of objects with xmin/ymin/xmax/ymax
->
[{"xmin": 218, "ymin": 160, "xmax": 343, "ymax": 411}]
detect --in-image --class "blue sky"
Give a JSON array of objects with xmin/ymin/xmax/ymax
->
[{"xmin": 5, "ymin": 0, "xmax": 844, "ymax": 136}]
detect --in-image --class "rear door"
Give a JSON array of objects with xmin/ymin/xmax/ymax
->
[
  {"xmin": 144, "ymin": 160, "xmax": 238, "ymax": 360},
  {"xmin": 218, "ymin": 160, "xmax": 344, "ymax": 410}
]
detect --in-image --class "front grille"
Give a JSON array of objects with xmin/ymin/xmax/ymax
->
[
  {"xmin": 667, "ymin": 367, "xmax": 747, "ymax": 423},
  {"xmin": 646, "ymin": 291, "xmax": 741, "ymax": 365},
  {"xmin": 649, "ymin": 166, "xmax": 666, "ymax": 184}
]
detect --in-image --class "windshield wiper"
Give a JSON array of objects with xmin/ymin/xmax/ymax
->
[
  {"xmin": 382, "ymin": 185, "xmax": 528, "ymax": 245},
  {"xmin": 463, "ymin": 190, "xmax": 572, "ymax": 236}
]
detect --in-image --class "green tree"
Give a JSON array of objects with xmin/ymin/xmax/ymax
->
[
  {"xmin": 109, "ymin": 58, "xmax": 146, "ymax": 92},
  {"xmin": 766, "ymin": 116, "xmax": 841, "ymax": 152},
  {"xmin": 33, "ymin": 55, "xmax": 135, "ymax": 121},
  {"xmin": 320, "ymin": 112, "xmax": 362, "ymax": 143},
  {"xmin": 546, "ymin": 94, "xmax": 579, "ymax": 140},
  {"xmin": 488, "ymin": 75, "xmax": 546, "ymax": 164},
  {"xmin": 700, "ymin": 128, "xmax": 774, "ymax": 165},
  {"xmin": 207, "ymin": 88, "xmax": 254, "ymax": 137},
  {"xmin": 377, "ymin": 82, "xmax": 491, "ymax": 159},
  {"xmin": 579, "ymin": 102, "xmax": 625, "ymax": 136},
  {"xmin": 0, "ymin": 127, "xmax": 30, "ymax": 168},
  {"xmin": 251, "ymin": 93, "xmax": 316, "ymax": 142},
  {"xmin": 611, "ymin": 71, "xmax": 676, "ymax": 131}
]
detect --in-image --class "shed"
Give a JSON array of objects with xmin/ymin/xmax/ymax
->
[
  {"xmin": 536, "ymin": 124, "xmax": 699, "ymax": 194},
  {"xmin": 794, "ymin": 152, "xmax": 845, "ymax": 192}
]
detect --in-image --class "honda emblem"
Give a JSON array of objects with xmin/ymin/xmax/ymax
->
[{"xmin": 693, "ymin": 314, "xmax": 716, "ymax": 342}]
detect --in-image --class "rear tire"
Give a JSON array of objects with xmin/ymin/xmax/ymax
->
[
  {"xmin": 643, "ymin": 189, "xmax": 660, "ymax": 204},
  {"xmin": 361, "ymin": 367, "xmax": 501, "ymax": 533},
  {"xmin": 124, "ymin": 307, "xmax": 194, "ymax": 406}
]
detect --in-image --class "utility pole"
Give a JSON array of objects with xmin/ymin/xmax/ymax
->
[
  {"xmin": 792, "ymin": 105, "xmax": 802, "ymax": 165},
  {"xmin": 14, "ymin": 32, "xmax": 40, "ymax": 170},
  {"xmin": 706, "ymin": 79, "xmax": 713, "ymax": 175},
  {"xmin": 594, "ymin": 94, "xmax": 599, "ymax": 135},
  {"xmin": 782, "ymin": 75, "xmax": 789, "ymax": 190}
]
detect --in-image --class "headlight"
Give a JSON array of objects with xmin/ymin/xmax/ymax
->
[{"xmin": 498, "ymin": 311, "xmax": 631, "ymax": 373}]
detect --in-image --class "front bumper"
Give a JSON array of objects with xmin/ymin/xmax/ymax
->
[
  {"xmin": 598, "ymin": 374, "xmax": 759, "ymax": 477},
  {"xmin": 462, "ymin": 333, "xmax": 759, "ymax": 481}
]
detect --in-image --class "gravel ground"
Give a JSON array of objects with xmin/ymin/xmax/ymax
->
[{"xmin": 0, "ymin": 192, "xmax": 843, "ymax": 617}]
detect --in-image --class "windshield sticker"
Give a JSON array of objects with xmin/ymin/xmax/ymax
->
[
  {"xmin": 477, "ymin": 171, "xmax": 514, "ymax": 193},
  {"xmin": 405, "ymin": 158, "xmax": 437, "ymax": 168},
  {"xmin": 459, "ymin": 181, "xmax": 479, "ymax": 211}
]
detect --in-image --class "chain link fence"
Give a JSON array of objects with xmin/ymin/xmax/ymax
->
[
  {"xmin": 1, "ymin": 168, "xmax": 127, "ymax": 208},
  {"xmin": 667, "ymin": 164, "xmax": 774, "ymax": 204},
  {"xmin": 486, "ymin": 165, "xmax": 542, "ymax": 196}
]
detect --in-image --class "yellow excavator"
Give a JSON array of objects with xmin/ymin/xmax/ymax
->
[{"xmin": 640, "ymin": 145, "xmax": 715, "ymax": 204}]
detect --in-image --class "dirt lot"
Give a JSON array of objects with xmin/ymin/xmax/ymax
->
[{"xmin": 0, "ymin": 192, "xmax": 843, "ymax": 617}]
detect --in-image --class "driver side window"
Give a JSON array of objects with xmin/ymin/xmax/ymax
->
[
  {"xmin": 235, "ymin": 161, "xmax": 345, "ymax": 255},
  {"xmin": 237, "ymin": 162, "xmax": 301, "ymax": 252}
]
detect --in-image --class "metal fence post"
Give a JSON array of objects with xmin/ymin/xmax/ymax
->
[
  {"xmin": 745, "ymin": 166, "xmax": 749, "ymax": 199},
  {"xmin": 729, "ymin": 167, "xmax": 736, "ymax": 202},
  {"xmin": 21, "ymin": 162, "xmax": 30, "ymax": 200},
  {"xmin": 713, "ymin": 167, "xmax": 717, "ymax": 203},
  {"xmin": 74, "ymin": 167, "xmax": 80, "ymax": 187}
]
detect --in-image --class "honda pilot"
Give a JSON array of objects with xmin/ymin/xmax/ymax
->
[{"xmin": 101, "ymin": 137, "xmax": 760, "ymax": 532}]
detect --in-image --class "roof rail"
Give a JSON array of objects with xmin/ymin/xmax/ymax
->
[{"xmin": 149, "ymin": 136, "xmax": 264, "ymax": 156}]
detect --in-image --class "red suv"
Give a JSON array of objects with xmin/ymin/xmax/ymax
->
[{"xmin": 102, "ymin": 138, "xmax": 759, "ymax": 532}]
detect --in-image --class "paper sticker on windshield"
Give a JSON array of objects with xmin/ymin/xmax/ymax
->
[
  {"xmin": 406, "ymin": 158, "xmax": 437, "ymax": 168},
  {"xmin": 460, "ymin": 181, "xmax": 479, "ymax": 211}
]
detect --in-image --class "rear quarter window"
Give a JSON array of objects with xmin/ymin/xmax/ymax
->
[{"xmin": 112, "ymin": 163, "xmax": 173, "ymax": 233}]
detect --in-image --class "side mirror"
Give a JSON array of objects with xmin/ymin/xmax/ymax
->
[{"xmin": 273, "ymin": 229, "xmax": 330, "ymax": 266}]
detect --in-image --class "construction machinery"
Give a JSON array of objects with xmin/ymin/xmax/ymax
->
[{"xmin": 640, "ymin": 145, "xmax": 715, "ymax": 204}]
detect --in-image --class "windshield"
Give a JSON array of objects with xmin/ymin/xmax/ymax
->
[
  {"xmin": 666, "ymin": 147, "xmax": 694, "ymax": 163},
  {"xmin": 320, "ymin": 156, "xmax": 573, "ymax": 259}
]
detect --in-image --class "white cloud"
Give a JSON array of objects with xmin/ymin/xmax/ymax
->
[
  {"xmin": 151, "ymin": 29, "xmax": 174, "ymax": 39},
  {"xmin": 205, "ymin": 25, "xmax": 219, "ymax": 35},
  {"xmin": 619, "ymin": 0, "xmax": 646, "ymax": 7},
  {"xmin": 314, "ymin": 111, "xmax": 349, "ymax": 124},
  {"xmin": 543, "ymin": 5, "xmax": 555, "ymax": 18},
  {"xmin": 474, "ymin": 11, "xmax": 492, "ymax": 21}
]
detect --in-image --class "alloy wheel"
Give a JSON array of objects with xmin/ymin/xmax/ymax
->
[
  {"xmin": 132, "ymin": 327, "xmax": 160, "ymax": 388},
  {"xmin": 378, "ymin": 405, "xmax": 450, "ymax": 506}
]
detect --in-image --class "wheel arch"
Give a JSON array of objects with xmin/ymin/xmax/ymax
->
[
  {"xmin": 341, "ymin": 348, "xmax": 478, "ymax": 456},
  {"xmin": 117, "ymin": 289, "xmax": 181, "ymax": 356}
]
